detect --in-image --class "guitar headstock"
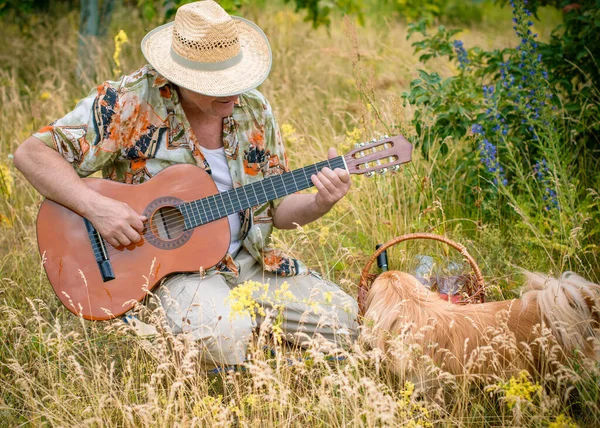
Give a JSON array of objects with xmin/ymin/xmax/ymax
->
[{"xmin": 343, "ymin": 134, "xmax": 413, "ymax": 176}]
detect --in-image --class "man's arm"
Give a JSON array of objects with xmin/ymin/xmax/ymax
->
[
  {"xmin": 273, "ymin": 148, "xmax": 350, "ymax": 229},
  {"xmin": 13, "ymin": 136, "xmax": 146, "ymax": 248}
]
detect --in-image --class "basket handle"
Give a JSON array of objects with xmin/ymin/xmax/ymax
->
[{"xmin": 358, "ymin": 233, "xmax": 485, "ymax": 317}]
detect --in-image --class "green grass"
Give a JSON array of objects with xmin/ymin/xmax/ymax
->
[{"xmin": 1, "ymin": 1, "xmax": 599, "ymax": 426}]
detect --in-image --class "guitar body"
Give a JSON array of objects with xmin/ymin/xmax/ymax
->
[{"xmin": 37, "ymin": 164, "xmax": 230, "ymax": 320}]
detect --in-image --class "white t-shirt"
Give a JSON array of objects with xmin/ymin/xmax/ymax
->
[{"xmin": 200, "ymin": 146, "xmax": 242, "ymax": 255}]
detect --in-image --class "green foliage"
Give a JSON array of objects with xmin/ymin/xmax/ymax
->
[
  {"xmin": 135, "ymin": 0, "xmax": 364, "ymax": 27},
  {"xmin": 403, "ymin": 0, "xmax": 600, "ymax": 253},
  {"xmin": 501, "ymin": 0, "xmax": 600, "ymax": 148},
  {"xmin": 372, "ymin": 0, "xmax": 485, "ymax": 24},
  {"xmin": 0, "ymin": 0, "xmax": 37, "ymax": 15},
  {"xmin": 134, "ymin": 0, "xmax": 252, "ymax": 23},
  {"xmin": 402, "ymin": 22, "xmax": 483, "ymax": 157},
  {"xmin": 392, "ymin": 0, "xmax": 448, "ymax": 21},
  {"xmin": 283, "ymin": 0, "xmax": 364, "ymax": 28},
  {"xmin": 407, "ymin": 20, "xmax": 461, "ymax": 62},
  {"xmin": 0, "ymin": 0, "xmax": 73, "ymax": 25},
  {"xmin": 403, "ymin": 69, "xmax": 481, "ymax": 158},
  {"xmin": 539, "ymin": 1, "xmax": 600, "ymax": 149}
]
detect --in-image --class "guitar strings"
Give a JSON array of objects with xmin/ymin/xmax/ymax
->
[
  {"xmin": 133, "ymin": 159, "xmax": 334, "ymax": 228},
  {"xmin": 87, "ymin": 154, "xmax": 396, "ymax": 259},
  {"xmin": 88, "ymin": 166, "xmax": 325, "ymax": 258},
  {"xmin": 143, "ymin": 157, "xmax": 346, "ymax": 226},
  {"xmin": 130, "ymin": 156, "xmax": 345, "ymax": 229},
  {"xmin": 88, "ymin": 153, "xmax": 395, "ymax": 259},
  {"xmin": 88, "ymin": 156, "xmax": 392, "ymax": 259},
  {"xmin": 80, "ymin": 145, "xmax": 401, "ymax": 259}
]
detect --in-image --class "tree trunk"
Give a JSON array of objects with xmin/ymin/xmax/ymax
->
[{"xmin": 77, "ymin": 0, "xmax": 116, "ymax": 81}]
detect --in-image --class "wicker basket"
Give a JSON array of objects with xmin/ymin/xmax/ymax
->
[{"xmin": 358, "ymin": 233, "xmax": 486, "ymax": 317}]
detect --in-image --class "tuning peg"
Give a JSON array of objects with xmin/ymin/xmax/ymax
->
[
  {"xmin": 371, "ymin": 138, "xmax": 377, "ymax": 143},
  {"xmin": 378, "ymin": 168, "xmax": 388, "ymax": 175},
  {"xmin": 391, "ymin": 165, "xmax": 400, "ymax": 172},
  {"xmin": 365, "ymin": 171, "xmax": 375, "ymax": 178},
  {"xmin": 384, "ymin": 134, "xmax": 389, "ymax": 139}
]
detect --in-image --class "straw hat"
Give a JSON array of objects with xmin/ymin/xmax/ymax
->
[{"xmin": 141, "ymin": 0, "xmax": 272, "ymax": 97}]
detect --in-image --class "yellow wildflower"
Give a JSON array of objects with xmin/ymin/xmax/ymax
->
[
  {"xmin": 318, "ymin": 225, "xmax": 330, "ymax": 244},
  {"xmin": 113, "ymin": 29, "xmax": 129, "ymax": 76},
  {"xmin": 499, "ymin": 370, "xmax": 541, "ymax": 409},
  {"xmin": 0, "ymin": 162, "xmax": 14, "ymax": 197},
  {"xmin": 397, "ymin": 381, "xmax": 432, "ymax": 427},
  {"xmin": 273, "ymin": 281, "xmax": 295, "ymax": 302},
  {"xmin": 242, "ymin": 394, "xmax": 257, "ymax": 408},
  {"xmin": 548, "ymin": 414, "xmax": 578, "ymax": 428},
  {"xmin": 341, "ymin": 128, "xmax": 363, "ymax": 152},
  {"xmin": 0, "ymin": 214, "xmax": 12, "ymax": 227},
  {"xmin": 39, "ymin": 91, "xmax": 51, "ymax": 101},
  {"xmin": 401, "ymin": 381, "xmax": 415, "ymax": 402},
  {"xmin": 271, "ymin": 319, "xmax": 284, "ymax": 344},
  {"xmin": 281, "ymin": 123, "xmax": 296, "ymax": 138},
  {"xmin": 227, "ymin": 280, "xmax": 267, "ymax": 321}
]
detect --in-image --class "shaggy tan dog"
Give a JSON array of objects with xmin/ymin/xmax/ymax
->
[{"xmin": 362, "ymin": 271, "xmax": 600, "ymax": 377}]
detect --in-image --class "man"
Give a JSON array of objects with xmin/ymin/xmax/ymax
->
[{"xmin": 14, "ymin": 1, "xmax": 357, "ymax": 366}]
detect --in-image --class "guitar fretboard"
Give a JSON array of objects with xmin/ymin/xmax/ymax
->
[{"xmin": 179, "ymin": 156, "xmax": 346, "ymax": 230}]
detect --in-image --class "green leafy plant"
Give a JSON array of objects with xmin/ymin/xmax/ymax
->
[
  {"xmin": 501, "ymin": 0, "xmax": 600, "ymax": 150},
  {"xmin": 402, "ymin": 22, "xmax": 482, "ymax": 157},
  {"xmin": 284, "ymin": 0, "xmax": 364, "ymax": 28}
]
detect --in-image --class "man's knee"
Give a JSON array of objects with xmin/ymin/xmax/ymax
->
[
  {"xmin": 281, "ymin": 274, "xmax": 359, "ymax": 344},
  {"xmin": 157, "ymin": 273, "xmax": 256, "ymax": 365},
  {"xmin": 193, "ymin": 313, "xmax": 255, "ymax": 365},
  {"xmin": 313, "ymin": 289, "xmax": 358, "ymax": 341}
]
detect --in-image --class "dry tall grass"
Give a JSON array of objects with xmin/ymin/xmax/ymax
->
[{"xmin": 1, "ymin": 2, "xmax": 598, "ymax": 426}]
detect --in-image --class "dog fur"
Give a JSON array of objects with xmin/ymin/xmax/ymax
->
[{"xmin": 362, "ymin": 271, "xmax": 600, "ymax": 377}]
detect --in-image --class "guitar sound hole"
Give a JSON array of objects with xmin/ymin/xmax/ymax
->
[{"xmin": 150, "ymin": 206, "xmax": 185, "ymax": 241}]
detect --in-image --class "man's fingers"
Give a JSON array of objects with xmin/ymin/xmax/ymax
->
[
  {"xmin": 321, "ymin": 167, "xmax": 350, "ymax": 189},
  {"xmin": 324, "ymin": 148, "xmax": 350, "ymax": 183},
  {"xmin": 115, "ymin": 232, "xmax": 132, "ymax": 247},
  {"xmin": 318, "ymin": 169, "xmax": 339, "ymax": 193},
  {"xmin": 131, "ymin": 216, "xmax": 146, "ymax": 233},
  {"xmin": 311, "ymin": 173, "xmax": 326, "ymax": 193},
  {"xmin": 106, "ymin": 237, "xmax": 121, "ymax": 248},
  {"xmin": 335, "ymin": 168, "xmax": 350, "ymax": 183},
  {"xmin": 123, "ymin": 227, "xmax": 142, "ymax": 244}
]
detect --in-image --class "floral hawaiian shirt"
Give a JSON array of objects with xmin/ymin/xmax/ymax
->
[{"xmin": 33, "ymin": 65, "xmax": 308, "ymax": 278}]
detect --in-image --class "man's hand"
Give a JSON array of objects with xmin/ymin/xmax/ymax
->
[
  {"xmin": 84, "ymin": 196, "xmax": 147, "ymax": 248},
  {"xmin": 14, "ymin": 137, "xmax": 146, "ymax": 248},
  {"xmin": 311, "ymin": 148, "xmax": 351, "ymax": 214},
  {"xmin": 272, "ymin": 148, "xmax": 351, "ymax": 230}
]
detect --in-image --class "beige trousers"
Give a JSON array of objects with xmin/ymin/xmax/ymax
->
[{"xmin": 156, "ymin": 249, "xmax": 358, "ymax": 365}]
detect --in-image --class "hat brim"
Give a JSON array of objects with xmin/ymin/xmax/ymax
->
[{"xmin": 141, "ymin": 16, "xmax": 272, "ymax": 97}]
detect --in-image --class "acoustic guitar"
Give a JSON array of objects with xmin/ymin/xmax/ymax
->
[{"xmin": 37, "ymin": 135, "xmax": 413, "ymax": 320}]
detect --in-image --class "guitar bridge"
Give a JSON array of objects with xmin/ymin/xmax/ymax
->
[{"xmin": 84, "ymin": 218, "xmax": 115, "ymax": 282}]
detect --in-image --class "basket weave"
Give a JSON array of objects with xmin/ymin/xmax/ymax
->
[{"xmin": 358, "ymin": 233, "xmax": 486, "ymax": 317}]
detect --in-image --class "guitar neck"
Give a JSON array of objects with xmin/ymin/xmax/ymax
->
[{"xmin": 179, "ymin": 156, "xmax": 346, "ymax": 230}]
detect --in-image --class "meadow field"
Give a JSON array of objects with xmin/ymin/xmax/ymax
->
[{"xmin": 1, "ymin": 0, "xmax": 599, "ymax": 426}]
